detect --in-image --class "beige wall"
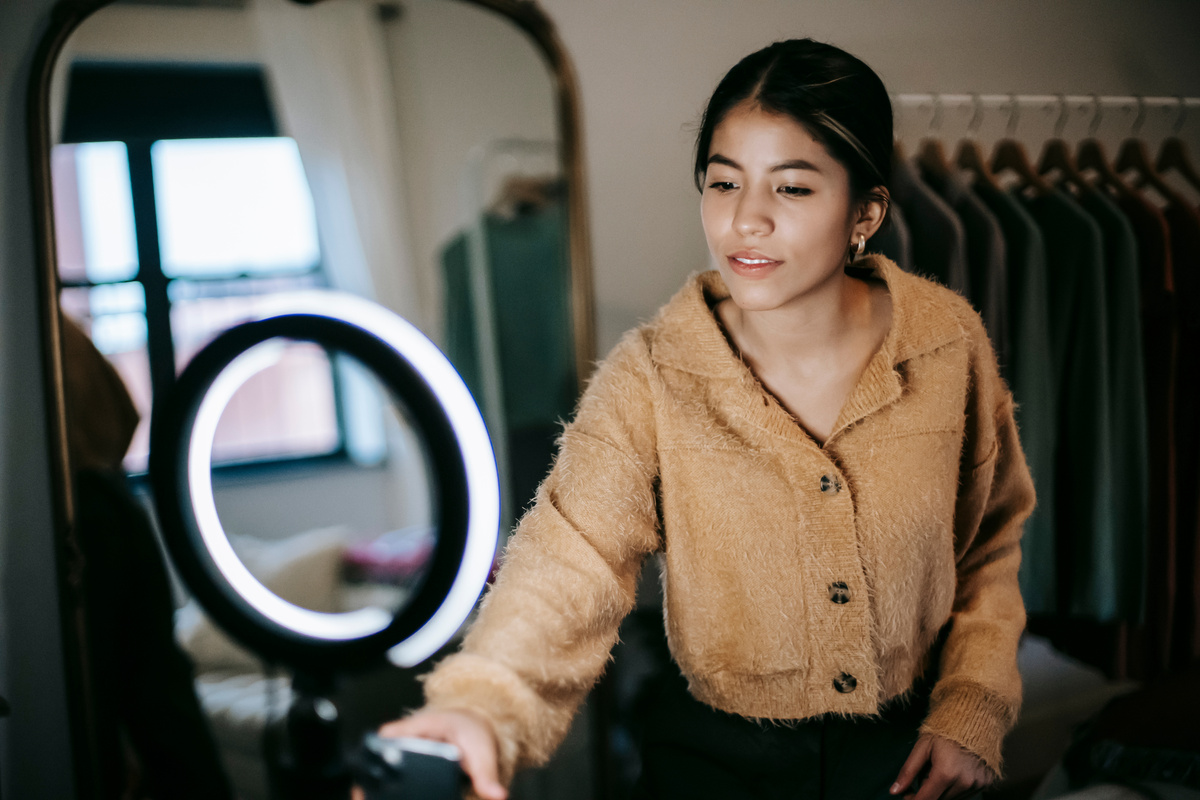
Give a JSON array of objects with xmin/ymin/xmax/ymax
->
[
  {"xmin": 386, "ymin": 0, "xmax": 557, "ymax": 343},
  {"xmin": 537, "ymin": 0, "xmax": 1200, "ymax": 352}
]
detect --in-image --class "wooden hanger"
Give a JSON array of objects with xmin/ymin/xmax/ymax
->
[
  {"xmin": 489, "ymin": 174, "xmax": 561, "ymax": 218},
  {"xmin": 1039, "ymin": 139, "xmax": 1084, "ymax": 183},
  {"xmin": 1108, "ymin": 95, "xmax": 1185, "ymax": 206},
  {"xmin": 914, "ymin": 95, "xmax": 951, "ymax": 185},
  {"xmin": 1116, "ymin": 138, "xmax": 1177, "ymax": 197},
  {"xmin": 917, "ymin": 138, "xmax": 950, "ymax": 177},
  {"xmin": 1114, "ymin": 99, "xmax": 1185, "ymax": 206},
  {"xmin": 1037, "ymin": 97, "xmax": 1092, "ymax": 194},
  {"xmin": 1071, "ymin": 98, "xmax": 1139, "ymax": 200},
  {"xmin": 990, "ymin": 95, "xmax": 1052, "ymax": 195},
  {"xmin": 955, "ymin": 94, "xmax": 1001, "ymax": 192},
  {"xmin": 992, "ymin": 139, "xmax": 1053, "ymax": 195},
  {"xmin": 1157, "ymin": 138, "xmax": 1200, "ymax": 195},
  {"xmin": 1077, "ymin": 137, "xmax": 1138, "ymax": 200},
  {"xmin": 956, "ymin": 139, "xmax": 1001, "ymax": 192}
]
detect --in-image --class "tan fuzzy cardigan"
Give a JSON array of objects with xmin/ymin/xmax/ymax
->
[{"xmin": 423, "ymin": 254, "xmax": 1035, "ymax": 781}]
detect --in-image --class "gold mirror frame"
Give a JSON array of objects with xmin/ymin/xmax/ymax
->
[{"xmin": 26, "ymin": 1, "xmax": 595, "ymax": 793}]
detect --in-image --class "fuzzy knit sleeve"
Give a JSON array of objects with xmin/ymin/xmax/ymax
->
[
  {"xmin": 917, "ymin": 307, "xmax": 1036, "ymax": 778},
  {"xmin": 420, "ymin": 328, "xmax": 662, "ymax": 787}
]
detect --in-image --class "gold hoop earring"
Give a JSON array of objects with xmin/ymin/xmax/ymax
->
[{"xmin": 851, "ymin": 234, "xmax": 866, "ymax": 261}]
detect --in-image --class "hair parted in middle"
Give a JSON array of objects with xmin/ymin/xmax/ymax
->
[{"xmin": 693, "ymin": 38, "xmax": 894, "ymax": 221}]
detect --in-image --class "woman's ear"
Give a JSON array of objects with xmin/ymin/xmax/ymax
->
[{"xmin": 853, "ymin": 186, "xmax": 890, "ymax": 242}]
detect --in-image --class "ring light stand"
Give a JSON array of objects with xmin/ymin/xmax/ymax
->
[{"xmin": 150, "ymin": 292, "xmax": 500, "ymax": 800}]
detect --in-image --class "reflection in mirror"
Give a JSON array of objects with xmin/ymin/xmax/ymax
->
[
  {"xmin": 204, "ymin": 339, "xmax": 437, "ymax": 620},
  {"xmin": 44, "ymin": 0, "xmax": 587, "ymax": 797},
  {"xmin": 55, "ymin": 133, "xmax": 329, "ymax": 473},
  {"xmin": 50, "ymin": 0, "xmax": 575, "ymax": 516}
]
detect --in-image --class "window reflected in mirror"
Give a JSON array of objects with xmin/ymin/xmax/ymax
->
[{"xmin": 51, "ymin": 64, "xmax": 342, "ymax": 474}]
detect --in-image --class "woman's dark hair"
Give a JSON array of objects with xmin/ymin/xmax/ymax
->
[{"xmin": 694, "ymin": 38, "xmax": 893, "ymax": 216}]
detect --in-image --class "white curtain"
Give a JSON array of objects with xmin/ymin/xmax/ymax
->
[{"xmin": 251, "ymin": 0, "xmax": 424, "ymax": 330}]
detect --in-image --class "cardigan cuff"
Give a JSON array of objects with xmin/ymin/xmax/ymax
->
[
  {"xmin": 918, "ymin": 679, "xmax": 1019, "ymax": 779},
  {"xmin": 420, "ymin": 653, "xmax": 544, "ymax": 788}
]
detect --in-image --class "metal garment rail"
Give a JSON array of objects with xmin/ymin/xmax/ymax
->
[{"xmin": 889, "ymin": 94, "xmax": 1200, "ymax": 149}]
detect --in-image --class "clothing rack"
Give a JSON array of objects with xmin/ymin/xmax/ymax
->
[
  {"xmin": 878, "ymin": 91, "xmax": 1200, "ymax": 684},
  {"xmin": 891, "ymin": 94, "xmax": 1200, "ymax": 152}
]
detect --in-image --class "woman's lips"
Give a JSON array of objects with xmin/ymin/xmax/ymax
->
[{"xmin": 727, "ymin": 254, "xmax": 782, "ymax": 277}]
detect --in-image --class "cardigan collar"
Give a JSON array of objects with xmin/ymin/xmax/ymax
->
[{"xmin": 648, "ymin": 254, "xmax": 964, "ymax": 443}]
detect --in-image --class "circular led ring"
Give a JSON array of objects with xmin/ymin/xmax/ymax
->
[{"xmin": 150, "ymin": 291, "xmax": 499, "ymax": 671}]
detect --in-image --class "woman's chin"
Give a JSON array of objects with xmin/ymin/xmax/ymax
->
[{"xmin": 725, "ymin": 287, "xmax": 791, "ymax": 314}]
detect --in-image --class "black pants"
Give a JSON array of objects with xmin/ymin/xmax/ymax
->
[{"xmin": 632, "ymin": 665, "xmax": 934, "ymax": 800}]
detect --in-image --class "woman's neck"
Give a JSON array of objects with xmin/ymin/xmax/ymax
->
[{"xmin": 719, "ymin": 271, "xmax": 877, "ymax": 375}]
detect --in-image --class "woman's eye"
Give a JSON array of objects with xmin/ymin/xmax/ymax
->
[
  {"xmin": 780, "ymin": 185, "xmax": 813, "ymax": 197},
  {"xmin": 707, "ymin": 181, "xmax": 737, "ymax": 192}
]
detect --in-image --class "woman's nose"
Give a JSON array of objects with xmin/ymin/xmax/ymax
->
[{"xmin": 732, "ymin": 189, "xmax": 774, "ymax": 236}]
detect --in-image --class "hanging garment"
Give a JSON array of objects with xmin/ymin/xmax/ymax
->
[
  {"xmin": 1018, "ymin": 189, "xmax": 1127, "ymax": 622},
  {"xmin": 442, "ymin": 201, "xmax": 577, "ymax": 510},
  {"xmin": 1075, "ymin": 188, "xmax": 1151, "ymax": 624},
  {"xmin": 1162, "ymin": 200, "xmax": 1200, "ymax": 667},
  {"xmin": 891, "ymin": 158, "xmax": 970, "ymax": 297},
  {"xmin": 919, "ymin": 167, "xmax": 1010, "ymax": 372},
  {"xmin": 974, "ymin": 181, "xmax": 1058, "ymax": 615},
  {"xmin": 1108, "ymin": 188, "xmax": 1177, "ymax": 676},
  {"xmin": 867, "ymin": 203, "xmax": 914, "ymax": 272}
]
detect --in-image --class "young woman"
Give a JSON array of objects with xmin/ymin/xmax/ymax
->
[{"xmin": 375, "ymin": 38, "xmax": 1034, "ymax": 800}]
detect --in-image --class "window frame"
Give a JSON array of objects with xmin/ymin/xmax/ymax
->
[{"xmin": 57, "ymin": 61, "xmax": 355, "ymax": 475}]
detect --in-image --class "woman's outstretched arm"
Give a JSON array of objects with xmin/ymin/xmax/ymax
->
[{"xmin": 401, "ymin": 329, "xmax": 664, "ymax": 790}]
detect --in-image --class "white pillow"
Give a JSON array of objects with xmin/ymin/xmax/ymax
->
[{"xmin": 175, "ymin": 526, "xmax": 349, "ymax": 674}]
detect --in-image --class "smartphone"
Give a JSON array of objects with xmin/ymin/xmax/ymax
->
[{"xmin": 355, "ymin": 734, "xmax": 466, "ymax": 800}]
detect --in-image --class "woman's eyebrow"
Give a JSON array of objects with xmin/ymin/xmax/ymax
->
[
  {"xmin": 771, "ymin": 159, "xmax": 821, "ymax": 173},
  {"xmin": 707, "ymin": 153, "xmax": 741, "ymax": 170},
  {"xmin": 706, "ymin": 154, "xmax": 822, "ymax": 173}
]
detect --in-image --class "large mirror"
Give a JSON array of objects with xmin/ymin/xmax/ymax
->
[{"xmin": 30, "ymin": 0, "xmax": 595, "ymax": 797}]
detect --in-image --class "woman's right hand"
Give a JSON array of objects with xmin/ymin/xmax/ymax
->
[{"xmin": 354, "ymin": 709, "xmax": 508, "ymax": 800}]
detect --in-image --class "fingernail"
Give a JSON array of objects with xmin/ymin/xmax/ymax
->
[{"xmin": 890, "ymin": 783, "xmax": 900, "ymax": 794}]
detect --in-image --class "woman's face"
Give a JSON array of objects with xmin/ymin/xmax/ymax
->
[{"xmin": 700, "ymin": 100, "xmax": 864, "ymax": 313}]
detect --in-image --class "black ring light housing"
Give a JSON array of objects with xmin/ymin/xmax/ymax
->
[{"xmin": 149, "ymin": 295, "xmax": 500, "ymax": 676}]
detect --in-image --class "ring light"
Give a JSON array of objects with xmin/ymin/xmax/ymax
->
[
  {"xmin": 151, "ymin": 291, "xmax": 500, "ymax": 672},
  {"xmin": 188, "ymin": 339, "xmax": 395, "ymax": 642}
]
